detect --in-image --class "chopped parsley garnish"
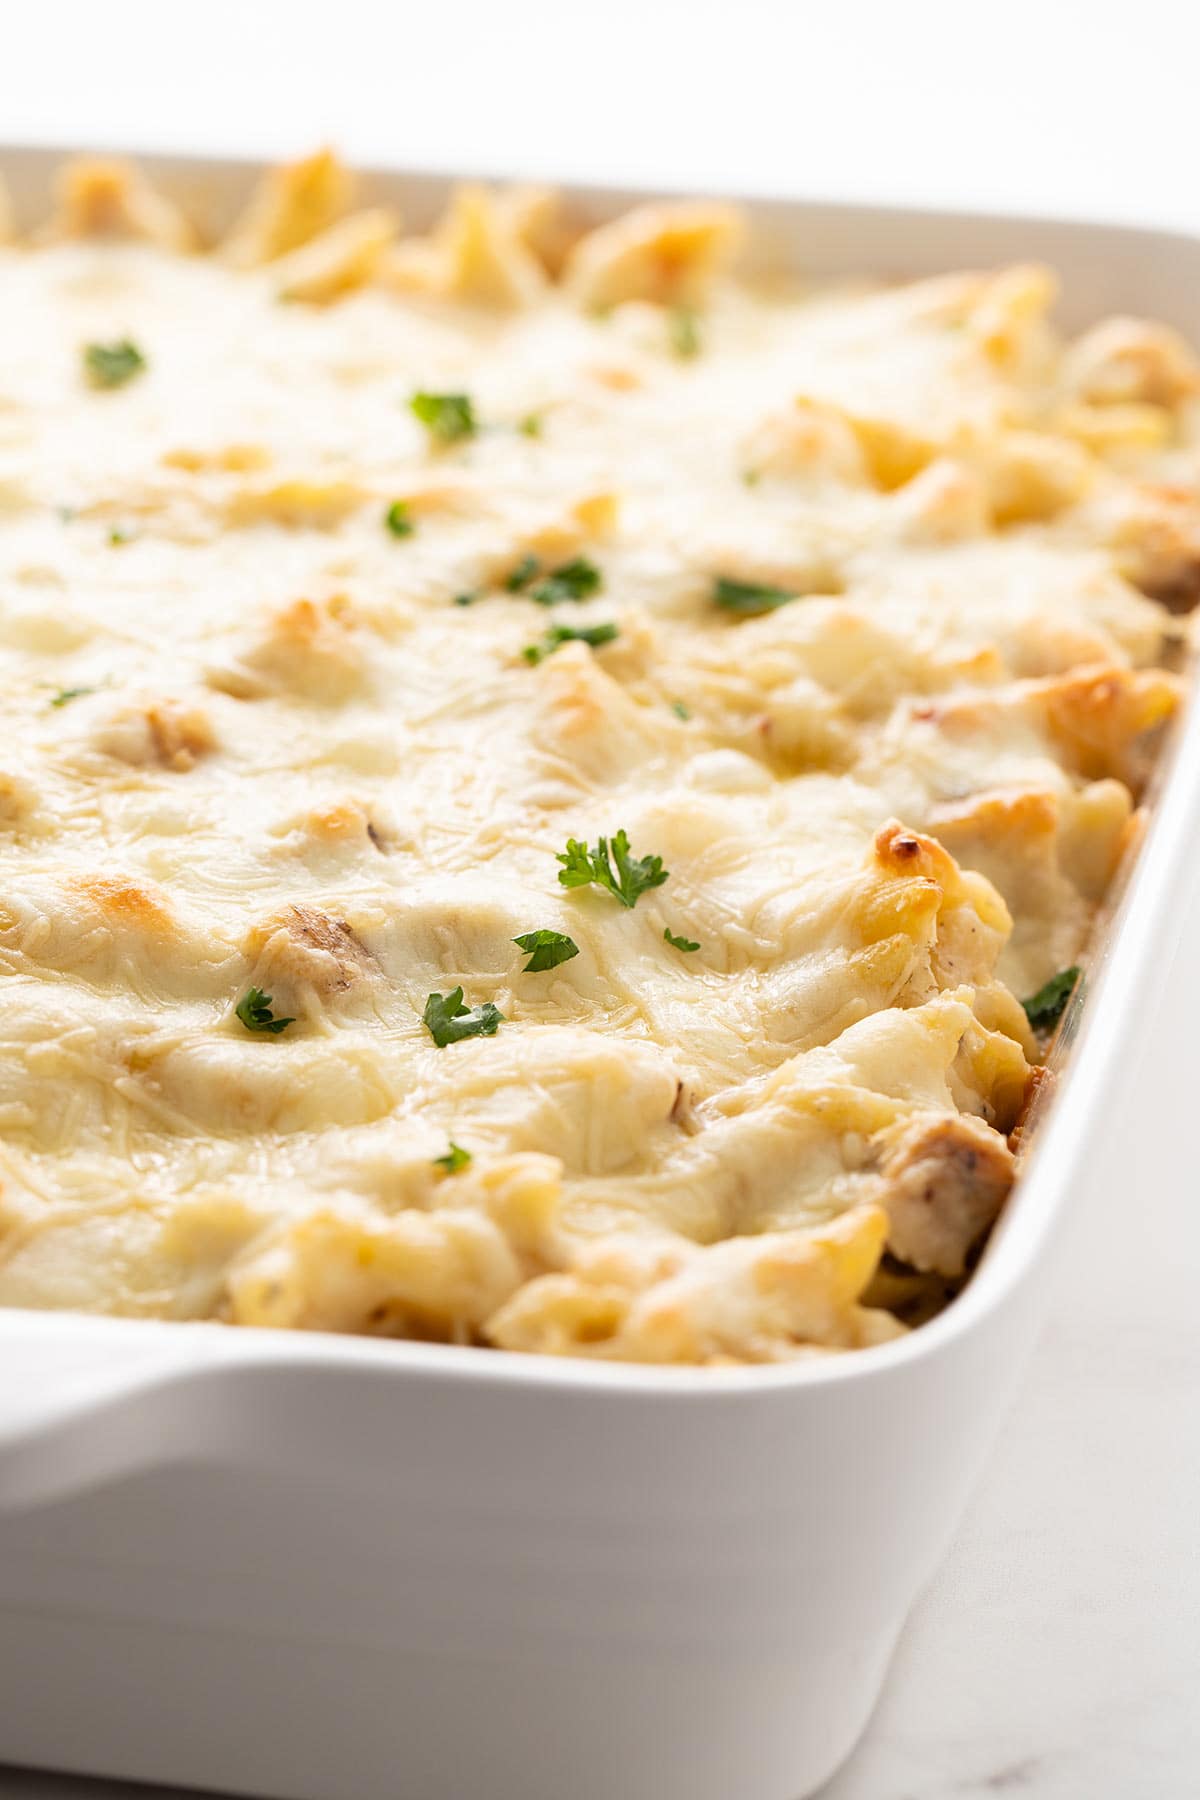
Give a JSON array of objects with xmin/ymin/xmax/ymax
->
[
  {"xmin": 235, "ymin": 987, "xmax": 295, "ymax": 1036},
  {"xmin": 663, "ymin": 927, "xmax": 700, "ymax": 953},
  {"xmin": 49, "ymin": 685, "xmax": 94, "ymax": 708},
  {"xmin": 668, "ymin": 305, "xmax": 701, "ymax": 359},
  {"xmin": 505, "ymin": 554, "xmax": 542, "ymax": 593},
  {"xmin": 384, "ymin": 500, "xmax": 415, "ymax": 538},
  {"xmin": 522, "ymin": 621, "xmax": 618, "ymax": 665},
  {"xmin": 433, "ymin": 1141, "xmax": 472, "ymax": 1173},
  {"xmin": 1022, "ymin": 966, "xmax": 1081, "ymax": 1032},
  {"xmin": 453, "ymin": 590, "xmax": 480, "ymax": 607},
  {"xmin": 671, "ymin": 699, "xmax": 691, "ymax": 720},
  {"xmin": 513, "ymin": 928, "xmax": 580, "ymax": 972},
  {"xmin": 108, "ymin": 526, "xmax": 132, "ymax": 545},
  {"xmin": 422, "ymin": 986, "xmax": 504, "ymax": 1048},
  {"xmin": 409, "ymin": 390, "xmax": 477, "ymax": 444},
  {"xmin": 518, "ymin": 412, "xmax": 543, "ymax": 438},
  {"xmin": 556, "ymin": 830, "xmax": 668, "ymax": 909},
  {"xmin": 83, "ymin": 339, "xmax": 146, "ymax": 390},
  {"xmin": 713, "ymin": 575, "xmax": 798, "ymax": 616},
  {"xmin": 532, "ymin": 557, "xmax": 602, "ymax": 606}
]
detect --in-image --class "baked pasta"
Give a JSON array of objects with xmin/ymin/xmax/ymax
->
[{"xmin": 0, "ymin": 151, "xmax": 1192, "ymax": 1364}]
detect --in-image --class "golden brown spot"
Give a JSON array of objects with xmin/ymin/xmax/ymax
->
[
  {"xmin": 1040, "ymin": 663, "xmax": 1179, "ymax": 789},
  {"xmin": 586, "ymin": 363, "xmax": 643, "ymax": 392},
  {"xmin": 0, "ymin": 771, "xmax": 36, "ymax": 833},
  {"xmin": 873, "ymin": 820, "xmax": 952, "ymax": 882},
  {"xmin": 302, "ymin": 800, "xmax": 374, "ymax": 844},
  {"xmin": 225, "ymin": 481, "xmax": 364, "ymax": 531},
  {"xmin": 74, "ymin": 875, "xmax": 173, "ymax": 932},
  {"xmin": 163, "ymin": 444, "xmax": 272, "ymax": 474},
  {"xmin": 930, "ymin": 786, "xmax": 1059, "ymax": 842}
]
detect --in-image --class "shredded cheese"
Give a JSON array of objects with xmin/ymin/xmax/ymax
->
[{"xmin": 0, "ymin": 153, "xmax": 1193, "ymax": 1363}]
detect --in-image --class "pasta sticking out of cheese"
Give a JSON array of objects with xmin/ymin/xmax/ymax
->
[{"xmin": 0, "ymin": 151, "xmax": 1194, "ymax": 1364}]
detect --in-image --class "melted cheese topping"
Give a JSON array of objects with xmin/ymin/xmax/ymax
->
[{"xmin": 0, "ymin": 153, "xmax": 1195, "ymax": 1364}]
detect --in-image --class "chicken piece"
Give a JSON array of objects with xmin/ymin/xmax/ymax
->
[
  {"xmin": 870, "ymin": 1109, "xmax": 1014, "ymax": 1276},
  {"xmin": 244, "ymin": 903, "xmax": 378, "ymax": 1011}
]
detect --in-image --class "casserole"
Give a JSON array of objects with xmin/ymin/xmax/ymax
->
[{"xmin": 1, "ymin": 145, "xmax": 1199, "ymax": 1800}]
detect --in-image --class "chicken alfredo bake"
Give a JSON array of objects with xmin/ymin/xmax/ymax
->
[{"xmin": 0, "ymin": 151, "xmax": 1193, "ymax": 1364}]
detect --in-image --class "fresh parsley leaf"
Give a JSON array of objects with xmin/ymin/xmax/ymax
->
[
  {"xmin": 235, "ymin": 987, "xmax": 295, "ymax": 1036},
  {"xmin": 668, "ymin": 305, "xmax": 701, "ymax": 359},
  {"xmin": 83, "ymin": 339, "xmax": 146, "ymax": 390},
  {"xmin": 453, "ymin": 590, "xmax": 480, "ymax": 607},
  {"xmin": 433, "ymin": 1141, "xmax": 472, "ymax": 1173},
  {"xmin": 384, "ymin": 500, "xmax": 415, "ymax": 538},
  {"xmin": 522, "ymin": 621, "xmax": 618, "ymax": 665},
  {"xmin": 518, "ymin": 412, "xmax": 543, "ymax": 438},
  {"xmin": 663, "ymin": 927, "xmax": 700, "ymax": 953},
  {"xmin": 505, "ymin": 554, "xmax": 542, "ymax": 593},
  {"xmin": 423, "ymin": 986, "xmax": 504, "ymax": 1048},
  {"xmin": 513, "ymin": 928, "xmax": 580, "ymax": 972},
  {"xmin": 531, "ymin": 557, "xmax": 602, "ymax": 606},
  {"xmin": 410, "ymin": 390, "xmax": 477, "ymax": 444},
  {"xmin": 1022, "ymin": 966, "xmax": 1081, "ymax": 1032},
  {"xmin": 713, "ymin": 576, "xmax": 798, "ymax": 616},
  {"xmin": 556, "ymin": 830, "xmax": 668, "ymax": 909},
  {"xmin": 49, "ymin": 685, "xmax": 94, "ymax": 708},
  {"xmin": 671, "ymin": 699, "xmax": 691, "ymax": 720}
]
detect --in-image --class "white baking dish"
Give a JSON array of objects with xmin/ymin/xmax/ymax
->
[{"xmin": 1, "ymin": 145, "xmax": 1198, "ymax": 1800}]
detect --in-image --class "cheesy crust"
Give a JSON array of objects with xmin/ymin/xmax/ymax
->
[{"xmin": 0, "ymin": 154, "xmax": 1193, "ymax": 1364}]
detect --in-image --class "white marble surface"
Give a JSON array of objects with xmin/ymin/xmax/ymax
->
[{"xmin": 2, "ymin": 3, "xmax": 1199, "ymax": 1794}]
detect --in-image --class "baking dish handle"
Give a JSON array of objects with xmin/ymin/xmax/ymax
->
[{"xmin": 0, "ymin": 1316, "xmax": 243, "ymax": 1512}]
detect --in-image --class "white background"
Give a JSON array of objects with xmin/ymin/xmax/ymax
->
[{"xmin": 2, "ymin": 3, "xmax": 1199, "ymax": 1795}]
